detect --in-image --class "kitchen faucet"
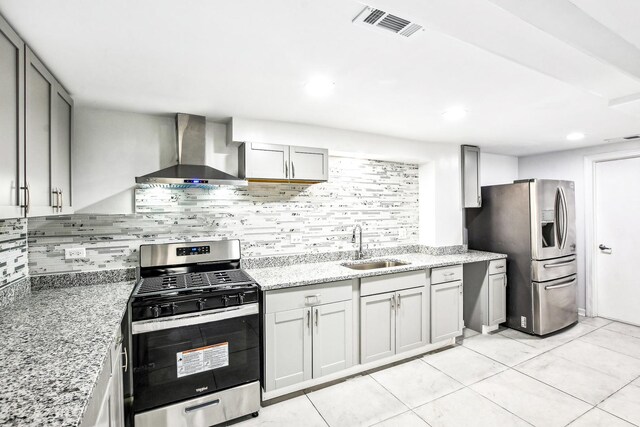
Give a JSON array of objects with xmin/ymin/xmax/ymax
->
[{"xmin": 352, "ymin": 224, "xmax": 363, "ymax": 260}]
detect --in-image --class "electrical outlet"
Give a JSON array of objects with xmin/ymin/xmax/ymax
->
[
  {"xmin": 65, "ymin": 247, "xmax": 86, "ymax": 259},
  {"xmin": 398, "ymin": 228, "xmax": 407, "ymax": 239},
  {"xmin": 290, "ymin": 234, "xmax": 303, "ymax": 244}
]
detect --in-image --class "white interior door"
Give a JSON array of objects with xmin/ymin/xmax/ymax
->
[{"xmin": 595, "ymin": 156, "xmax": 640, "ymax": 326}]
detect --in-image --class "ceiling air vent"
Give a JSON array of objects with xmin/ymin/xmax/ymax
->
[
  {"xmin": 353, "ymin": 6, "xmax": 423, "ymax": 38},
  {"xmin": 604, "ymin": 134, "xmax": 640, "ymax": 143}
]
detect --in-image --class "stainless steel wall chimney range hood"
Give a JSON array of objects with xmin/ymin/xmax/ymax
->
[{"xmin": 136, "ymin": 113, "xmax": 247, "ymax": 186}]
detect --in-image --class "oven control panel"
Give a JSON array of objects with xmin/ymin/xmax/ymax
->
[{"xmin": 176, "ymin": 245, "xmax": 210, "ymax": 256}]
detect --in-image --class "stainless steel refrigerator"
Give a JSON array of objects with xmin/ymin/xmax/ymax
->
[{"xmin": 466, "ymin": 179, "xmax": 578, "ymax": 335}]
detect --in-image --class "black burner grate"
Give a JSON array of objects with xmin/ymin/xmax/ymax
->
[
  {"xmin": 206, "ymin": 270, "xmax": 253, "ymax": 286},
  {"xmin": 137, "ymin": 269, "xmax": 254, "ymax": 294}
]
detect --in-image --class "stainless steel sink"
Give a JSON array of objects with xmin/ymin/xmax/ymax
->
[{"xmin": 342, "ymin": 260, "xmax": 410, "ymax": 270}]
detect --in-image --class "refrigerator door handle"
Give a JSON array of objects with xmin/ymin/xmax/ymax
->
[
  {"xmin": 544, "ymin": 278, "xmax": 576, "ymax": 290},
  {"xmin": 555, "ymin": 187, "xmax": 568, "ymax": 250}
]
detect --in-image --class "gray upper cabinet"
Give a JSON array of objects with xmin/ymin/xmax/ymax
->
[
  {"xmin": 239, "ymin": 142, "xmax": 328, "ymax": 183},
  {"xmin": 25, "ymin": 46, "xmax": 73, "ymax": 217},
  {"xmin": 289, "ymin": 145, "xmax": 328, "ymax": 182},
  {"xmin": 240, "ymin": 142, "xmax": 289, "ymax": 181},
  {"xmin": 462, "ymin": 145, "xmax": 481, "ymax": 208},
  {"xmin": 52, "ymin": 86, "xmax": 73, "ymax": 213},
  {"xmin": 0, "ymin": 16, "xmax": 24, "ymax": 219}
]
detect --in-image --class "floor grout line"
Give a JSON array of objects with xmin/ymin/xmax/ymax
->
[{"xmin": 303, "ymin": 392, "xmax": 332, "ymax": 427}]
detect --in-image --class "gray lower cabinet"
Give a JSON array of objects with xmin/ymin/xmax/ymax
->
[
  {"xmin": 431, "ymin": 280, "xmax": 463, "ymax": 342},
  {"xmin": 488, "ymin": 273, "xmax": 507, "ymax": 325},
  {"xmin": 0, "ymin": 15, "xmax": 24, "ymax": 219},
  {"xmin": 239, "ymin": 142, "xmax": 328, "ymax": 183},
  {"xmin": 82, "ymin": 333, "xmax": 124, "ymax": 427},
  {"xmin": 25, "ymin": 46, "xmax": 73, "ymax": 216},
  {"xmin": 361, "ymin": 286, "xmax": 428, "ymax": 364},
  {"xmin": 265, "ymin": 307, "xmax": 312, "ymax": 390},
  {"xmin": 463, "ymin": 259, "xmax": 507, "ymax": 333},
  {"xmin": 264, "ymin": 281, "xmax": 353, "ymax": 392}
]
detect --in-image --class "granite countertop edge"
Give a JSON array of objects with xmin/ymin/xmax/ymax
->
[{"xmin": 246, "ymin": 250, "xmax": 507, "ymax": 290}]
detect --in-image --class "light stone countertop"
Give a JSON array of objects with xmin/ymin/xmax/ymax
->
[
  {"xmin": 246, "ymin": 250, "xmax": 507, "ymax": 291},
  {"xmin": 0, "ymin": 281, "xmax": 135, "ymax": 427}
]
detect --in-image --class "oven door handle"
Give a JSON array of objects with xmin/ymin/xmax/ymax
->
[{"xmin": 132, "ymin": 303, "xmax": 258, "ymax": 334}]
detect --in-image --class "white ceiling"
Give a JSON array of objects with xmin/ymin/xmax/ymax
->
[{"xmin": 1, "ymin": 0, "xmax": 640, "ymax": 156}]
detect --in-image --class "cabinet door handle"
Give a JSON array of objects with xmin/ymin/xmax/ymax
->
[
  {"xmin": 21, "ymin": 183, "xmax": 30, "ymax": 215},
  {"xmin": 444, "ymin": 272, "xmax": 455, "ymax": 276},
  {"xmin": 397, "ymin": 294, "xmax": 401, "ymax": 308},
  {"xmin": 315, "ymin": 308, "xmax": 319, "ymax": 328},
  {"xmin": 122, "ymin": 346, "xmax": 128, "ymax": 372},
  {"xmin": 52, "ymin": 188, "xmax": 59, "ymax": 211},
  {"xmin": 307, "ymin": 310, "xmax": 310, "ymax": 328},
  {"xmin": 390, "ymin": 294, "xmax": 395, "ymax": 309},
  {"xmin": 291, "ymin": 161, "xmax": 295, "ymax": 178},
  {"xmin": 284, "ymin": 161, "xmax": 289, "ymax": 178},
  {"xmin": 495, "ymin": 265, "xmax": 505, "ymax": 269},
  {"xmin": 59, "ymin": 190, "xmax": 63, "ymax": 210}
]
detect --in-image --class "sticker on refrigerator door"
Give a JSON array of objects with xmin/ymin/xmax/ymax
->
[{"xmin": 176, "ymin": 342, "xmax": 229, "ymax": 378}]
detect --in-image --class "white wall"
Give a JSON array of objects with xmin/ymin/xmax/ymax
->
[
  {"xmin": 519, "ymin": 140, "xmax": 640, "ymax": 310},
  {"xmin": 481, "ymin": 152, "xmax": 518, "ymax": 186}
]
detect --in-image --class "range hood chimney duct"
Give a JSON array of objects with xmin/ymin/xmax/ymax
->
[{"xmin": 136, "ymin": 113, "xmax": 247, "ymax": 186}]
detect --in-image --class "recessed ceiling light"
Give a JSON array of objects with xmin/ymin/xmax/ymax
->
[
  {"xmin": 442, "ymin": 106, "xmax": 467, "ymax": 121},
  {"xmin": 566, "ymin": 132, "xmax": 585, "ymax": 141},
  {"xmin": 304, "ymin": 76, "xmax": 335, "ymax": 97}
]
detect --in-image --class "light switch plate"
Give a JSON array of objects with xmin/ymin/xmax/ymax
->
[{"xmin": 65, "ymin": 247, "xmax": 86, "ymax": 259}]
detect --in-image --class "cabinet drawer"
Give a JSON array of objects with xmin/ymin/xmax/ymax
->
[
  {"xmin": 489, "ymin": 259, "xmax": 507, "ymax": 275},
  {"xmin": 431, "ymin": 265, "xmax": 463, "ymax": 285},
  {"xmin": 265, "ymin": 280, "xmax": 352, "ymax": 313},
  {"xmin": 361, "ymin": 270, "xmax": 426, "ymax": 297}
]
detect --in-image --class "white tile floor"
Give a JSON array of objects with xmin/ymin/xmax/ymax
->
[{"xmin": 233, "ymin": 317, "xmax": 640, "ymax": 427}]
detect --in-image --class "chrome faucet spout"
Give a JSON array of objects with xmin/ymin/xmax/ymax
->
[{"xmin": 352, "ymin": 224, "xmax": 363, "ymax": 260}]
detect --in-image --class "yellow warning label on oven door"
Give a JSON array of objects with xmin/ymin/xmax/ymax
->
[{"xmin": 176, "ymin": 342, "xmax": 229, "ymax": 378}]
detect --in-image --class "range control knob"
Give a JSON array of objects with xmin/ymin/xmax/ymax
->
[
  {"xmin": 151, "ymin": 306, "xmax": 160, "ymax": 318},
  {"xmin": 197, "ymin": 299, "xmax": 206, "ymax": 311},
  {"xmin": 221, "ymin": 295, "xmax": 230, "ymax": 307},
  {"xmin": 238, "ymin": 293, "xmax": 245, "ymax": 304}
]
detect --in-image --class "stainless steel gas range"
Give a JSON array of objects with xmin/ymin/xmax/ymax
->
[{"xmin": 125, "ymin": 240, "xmax": 261, "ymax": 427}]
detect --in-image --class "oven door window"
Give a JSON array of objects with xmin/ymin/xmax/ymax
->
[{"xmin": 132, "ymin": 313, "xmax": 259, "ymax": 413}]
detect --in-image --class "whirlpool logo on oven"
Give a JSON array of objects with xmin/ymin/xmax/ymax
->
[{"xmin": 196, "ymin": 386, "xmax": 209, "ymax": 393}]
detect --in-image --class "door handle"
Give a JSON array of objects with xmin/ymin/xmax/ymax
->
[
  {"xmin": 390, "ymin": 294, "xmax": 395, "ymax": 309},
  {"xmin": 307, "ymin": 310, "xmax": 310, "ymax": 328},
  {"xmin": 59, "ymin": 190, "xmax": 63, "ymax": 210},
  {"xmin": 291, "ymin": 161, "xmax": 295, "ymax": 178},
  {"xmin": 599, "ymin": 244, "xmax": 611, "ymax": 251},
  {"xmin": 397, "ymin": 294, "xmax": 401, "ymax": 308},
  {"xmin": 184, "ymin": 399, "xmax": 220, "ymax": 413},
  {"xmin": 315, "ymin": 308, "xmax": 319, "ymax": 327},
  {"xmin": 543, "ymin": 260, "xmax": 575, "ymax": 268},
  {"xmin": 545, "ymin": 278, "xmax": 576, "ymax": 290},
  {"xmin": 284, "ymin": 161, "xmax": 289, "ymax": 178}
]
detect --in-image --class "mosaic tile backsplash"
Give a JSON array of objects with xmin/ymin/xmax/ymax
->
[
  {"xmin": 0, "ymin": 218, "xmax": 28, "ymax": 287},
  {"xmin": 28, "ymin": 157, "xmax": 419, "ymax": 275}
]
